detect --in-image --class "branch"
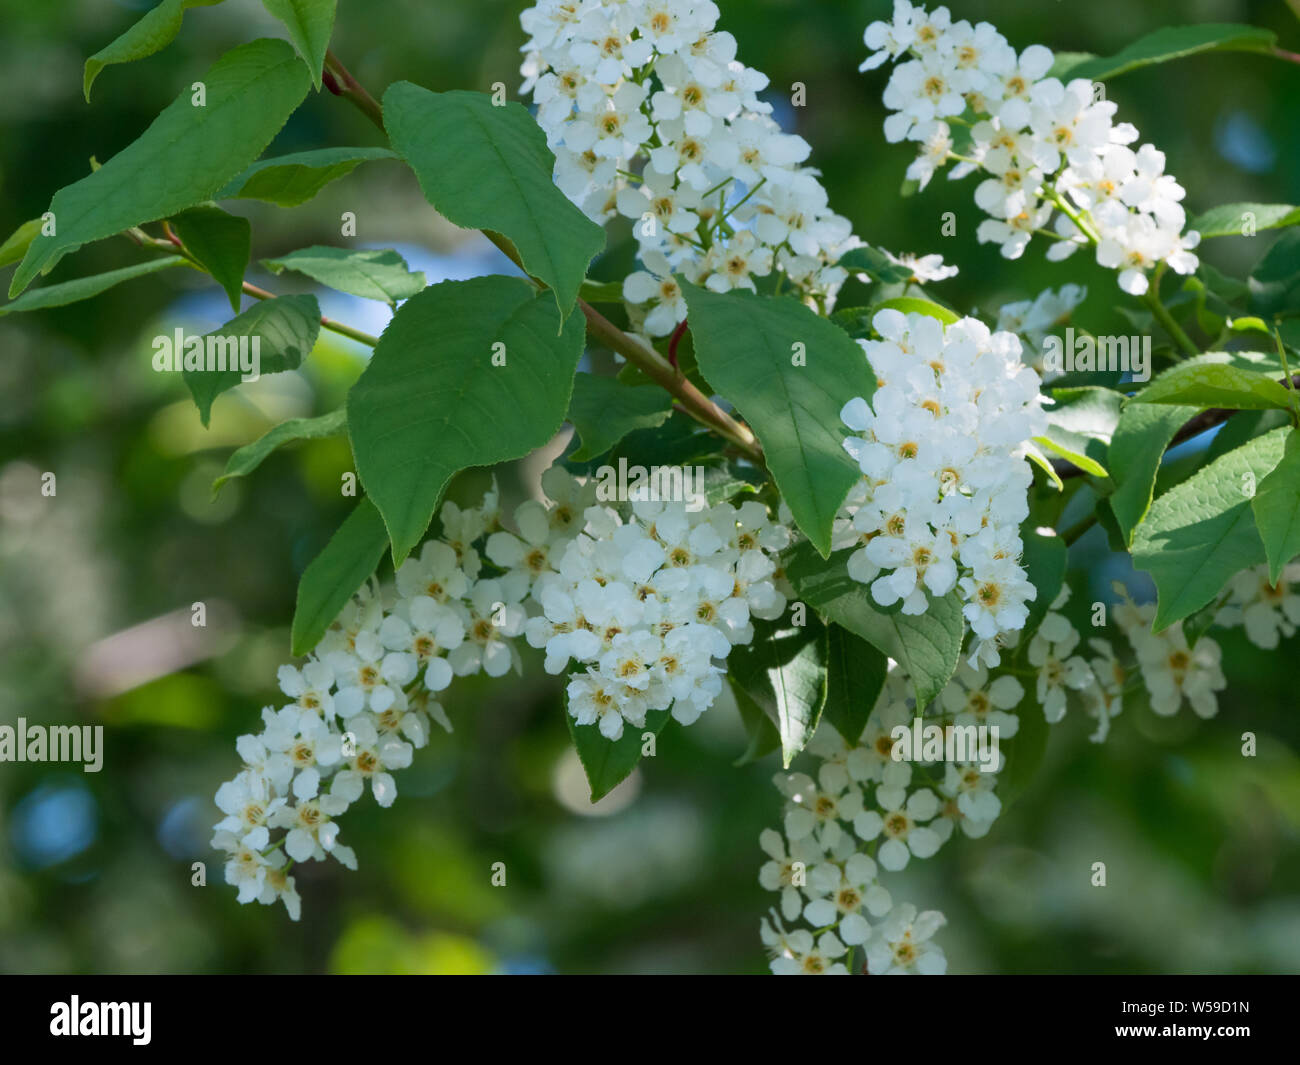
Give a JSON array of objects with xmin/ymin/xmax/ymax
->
[
  {"xmin": 1054, "ymin": 372, "xmax": 1300, "ymax": 480},
  {"xmin": 321, "ymin": 49, "xmax": 766, "ymax": 467},
  {"xmin": 240, "ymin": 281, "xmax": 379, "ymax": 347},
  {"xmin": 129, "ymin": 228, "xmax": 380, "ymax": 347},
  {"xmin": 323, "ymin": 50, "xmax": 385, "ymax": 129}
]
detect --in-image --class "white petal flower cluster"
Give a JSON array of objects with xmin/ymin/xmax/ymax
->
[
  {"xmin": 1027, "ymin": 586, "xmax": 1095, "ymax": 724},
  {"xmin": 837, "ymin": 309, "xmax": 1048, "ymax": 666},
  {"xmin": 1024, "ymin": 584, "xmax": 1229, "ymax": 738},
  {"xmin": 861, "ymin": 1, "xmax": 1201, "ymax": 294},
  {"xmin": 211, "ymin": 474, "xmax": 588, "ymax": 919},
  {"xmin": 518, "ymin": 0, "xmax": 859, "ymax": 334},
  {"xmin": 527, "ymin": 496, "xmax": 791, "ymax": 739},
  {"xmin": 1114, "ymin": 585, "xmax": 1226, "ymax": 719},
  {"xmin": 214, "ymin": 464, "xmax": 799, "ymax": 917},
  {"xmin": 1023, "ymin": 586, "xmax": 1128, "ymax": 740},
  {"xmin": 760, "ymin": 663, "xmax": 1028, "ymax": 974},
  {"xmin": 995, "ymin": 283, "xmax": 1087, "ymax": 381},
  {"xmin": 1214, "ymin": 562, "xmax": 1300, "ymax": 650}
]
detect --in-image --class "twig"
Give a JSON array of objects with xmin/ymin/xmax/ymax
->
[{"xmin": 321, "ymin": 49, "xmax": 766, "ymax": 467}]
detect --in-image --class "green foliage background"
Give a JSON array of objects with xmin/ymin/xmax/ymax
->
[{"xmin": 0, "ymin": 0, "xmax": 1298, "ymax": 974}]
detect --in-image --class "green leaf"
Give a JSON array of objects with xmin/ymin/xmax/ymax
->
[
  {"xmin": 566, "ymin": 373, "xmax": 673, "ymax": 461},
  {"xmin": 170, "ymin": 204, "xmax": 250, "ymax": 312},
  {"xmin": 681, "ymin": 283, "xmax": 873, "ymax": 556},
  {"xmin": 14, "ymin": 38, "xmax": 311, "ymax": 298},
  {"xmin": 566, "ymin": 702, "xmax": 670, "ymax": 802},
  {"xmin": 726, "ymin": 618, "xmax": 828, "ymax": 768},
  {"xmin": 212, "ymin": 408, "xmax": 346, "ymax": 496},
  {"xmin": 1025, "ymin": 440, "xmax": 1064, "ymax": 491},
  {"xmin": 382, "ymin": 84, "xmax": 604, "ymax": 318},
  {"xmin": 260, "ymin": 0, "xmax": 336, "ymax": 89},
  {"xmin": 1020, "ymin": 523, "xmax": 1067, "ymax": 638},
  {"xmin": 1250, "ymin": 229, "xmax": 1300, "ymax": 318},
  {"xmin": 1191, "ymin": 203, "xmax": 1300, "ymax": 239},
  {"xmin": 1200, "ymin": 262, "xmax": 1250, "ymax": 305},
  {"xmin": 263, "ymin": 245, "xmax": 425, "ymax": 306},
  {"xmin": 0, "ymin": 218, "xmax": 43, "ymax": 268},
  {"xmin": 700, "ymin": 464, "xmax": 761, "ymax": 507},
  {"xmin": 347, "ymin": 275, "xmax": 584, "ymax": 566},
  {"xmin": 1205, "ymin": 408, "xmax": 1292, "ymax": 464},
  {"xmin": 1048, "ymin": 52, "xmax": 1097, "ymax": 79},
  {"xmin": 1108, "ymin": 402, "xmax": 1197, "ymax": 544},
  {"xmin": 83, "ymin": 0, "xmax": 224, "ymax": 102},
  {"xmin": 1252, "ymin": 429, "xmax": 1300, "ymax": 584},
  {"xmin": 217, "ymin": 146, "xmax": 396, "ymax": 206},
  {"xmin": 1132, "ymin": 428, "xmax": 1288, "ymax": 631},
  {"xmin": 291, "ymin": 497, "xmax": 389, "ymax": 656},
  {"xmin": 1062, "ymin": 23, "xmax": 1277, "ymax": 82},
  {"xmin": 784, "ymin": 542, "xmax": 964, "ymax": 710},
  {"xmin": 1033, "ymin": 435, "xmax": 1108, "ymax": 478},
  {"xmin": 822, "ymin": 623, "xmax": 888, "ymax": 744},
  {"xmin": 578, "ymin": 279, "xmax": 624, "ymax": 304},
  {"xmin": 1044, "ymin": 385, "xmax": 1122, "ymax": 466},
  {"xmin": 0, "ymin": 255, "xmax": 186, "ymax": 316},
  {"xmin": 870, "ymin": 295, "xmax": 959, "ymax": 325},
  {"xmin": 1129, "ymin": 360, "xmax": 1295, "ymax": 411},
  {"xmin": 1227, "ymin": 316, "xmax": 1272, "ymax": 336},
  {"xmin": 836, "ymin": 246, "xmax": 914, "ymax": 285},
  {"xmin": 565, "ymin": 409, "xmax": 725, "ymax": 475},
  {"xmin": 1182, "ymin": 598, "xmax": 1220, "ymax": 649},
  {"xmin": 828, "ymin": 305, "xmax": 876, "ymax": 341},
  {"xmin": 184, "ymin": 294, "xmax": 321, "ymax": 426},
  {"xmin": 729, "ymin": 680, "xmax": 782, "ymax": 766}
]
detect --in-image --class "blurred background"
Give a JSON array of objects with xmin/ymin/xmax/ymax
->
[{"xmin": 1, "ymin": 0, "xmax": 1298, "ymax": 974}]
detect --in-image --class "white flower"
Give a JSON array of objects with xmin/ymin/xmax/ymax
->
[
  {"xmin": 449, "ymin": 579, "xmax": 526, "ymax": 678},
  {"xmin": 865, "ymin": 903, "xmax": 948, "ymax": 974},
  {"xmin": 840, "ymin": 310, "xmax": 1042, "ymax": 651},
  {"xmin": 803, "ymin": 852, "xmax": 892, "ymax": 944},
  {"xmin": 1027, "ymin": 596, "xmax": 1094, "ymax": 722},
  {"xmin": 521, "ymin": 0, "xmax": 860, "ymax": 317},
  {"xmin": 861, "ymin": 5, "xmax": 1199, "ymax": 290},
  {"xmin": 330, "ymin": 716, "xmax": 414, "ymax": 808},
  {"xmin": 1116, "ymin": 585, "xmax": 1226, "ymax": 719},
  {"xmin": 1082, "ymin": 638, "xmax": 1125, "ymax": 742},
  {"xmin": 769, "ymin": 928, "xmax": 850, "ymax": 976},
  {"xmin": 622, "ymin": 249, "xmax": 689, "ymax": 336},
  {"xmin": 214, "ymin": 770, "xmax": 286, "ymax": 839},
  {"xmin": 778, "ymin": 764, "xmax": 864, "ymax": 851},
  {"xmin": 853, "ymin": 771, "xmax": 943, "ymax": 871},
  {"xmin": 1215, "ymin": 563, "xmax": 1300, "ymax": 650},
  {"xmin": 758, "ymin": 828, "xmax": 824, "ymax": 921},
  {"xmin": 213, "ymin": 827, "xmax": 273, "ymax": 904}
]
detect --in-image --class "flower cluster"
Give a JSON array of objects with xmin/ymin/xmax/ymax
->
[
  {"xmin": 527, "ymin": 497, "xmax": 791, "ymax": 739},
  {"xmin": 1112, "ymin": 585, "xmax": 1227, "ymax": 720},
  {"xmin": 213, "ymin": 465, "xmax": 799, "ymax": 917},
  {"xmin": 836, "ymin": 309, "xmax": 1047, "ymax": 666},
  {"xmin": 755, "ymin": 554, "xmax": 1275, "ymax": 973},
  {"xmin": 1023, "ymin": 584, "xmax": 1229, "ymax": 742},
  {"xmin": 994, "ymin": 283, "xmax": 1087, "ymax": 381},
  {"xmin": 861, "ymin": 1, "xmax": 1200, "ymax": 294},
  {"xmin": 210, "ymin": 475, "xmax": 584, "ymax": 919},
  {"xmin": 760, "ymin": 658, "xmax": 1030, "ymax": 974},
  {"xmin": 518, "ymin": 0, "xmax": 861, "ymax": 335},
  {"xmin": 1214, "ymin": 562, "xmax": 1300, "ymax": 651}
]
